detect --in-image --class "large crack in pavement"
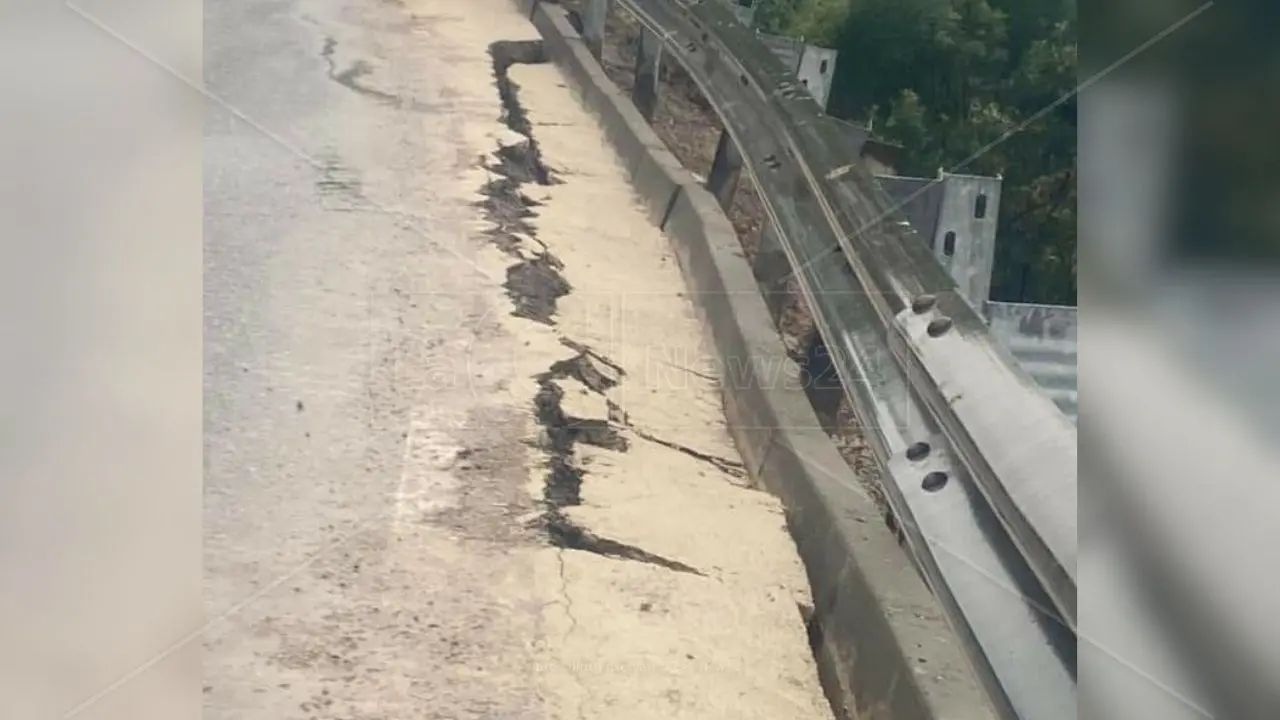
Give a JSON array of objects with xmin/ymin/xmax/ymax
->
[
  {"xmin": 483, "ymin": 39, "xmax": 749, "ymax": 578},
  {"xmin": 480, "ymin": 40, "xmax": 570, "ymax": 326},
  {"xmin": 628, "ymin": 425, "xmax": 746, "ymax": 479},
  {"xmin": 533, "ymin": 353, "xmax": 703, "ymax": 576},
  {"xmin": 486, "ymin": 27, "xmax": 850, "ymax": 720}
]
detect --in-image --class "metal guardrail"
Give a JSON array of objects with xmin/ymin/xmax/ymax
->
[
  {"xmin": 594, "ymin": 1, "xmax": 1080, "ymax": 717},
  {"xmin": 755, "ymin": 31, "xmax": 839, "ymax": 110},
  {"xmin": 755, "ymin": 32, "xmax": 803, "ymax": 74},
  {"xmin": 984, "ymin": 301, "xmax": 1078, "ymax": 422}
]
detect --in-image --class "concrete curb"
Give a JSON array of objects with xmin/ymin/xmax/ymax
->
[{"xmin": 510, "ymin": 3, "xmax": 996, "ymax": 719}]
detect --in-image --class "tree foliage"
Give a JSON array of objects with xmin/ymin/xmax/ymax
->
[{"xmin": 760, "ymin": 0, "xmax": 1077, "ymax": 304}]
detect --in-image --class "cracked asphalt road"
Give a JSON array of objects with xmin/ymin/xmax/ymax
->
[{"xmin": 205, "ymin": 0, "xmax": 831, "ymax": 718}]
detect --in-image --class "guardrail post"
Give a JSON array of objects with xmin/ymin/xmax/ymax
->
[
  {"xmin": 706, "ymin": 129, "xmax": 742, "ymax": 210},
  {"xmin": 929, "ymin": 172, "xmax": 1001, "ymax": 309},
  {"xmin": 632, "ymin": 28, "xmax": 662, "ymax": 121},
  {"xmin": 582, "ymin": 0, "xmax": 611, "ymax": 60},
  {"xmin": 752, "ymin": 223, "xmax": 790, "ymax": 326}
]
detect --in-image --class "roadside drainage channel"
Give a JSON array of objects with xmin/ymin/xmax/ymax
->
[
  {"xmin": 507, "ymin": 4, "xmax": 1001, "ymax": 720},
  {"xmin": 482, "ymin": 39, "xmax": 746, "ymax": 578}
]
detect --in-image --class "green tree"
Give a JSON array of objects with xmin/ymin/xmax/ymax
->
[
  {"xmin": 762, "ymin": 0, "xmax": 1078, "ymax": 304},
  {"xmin": 787, "ymin": 0, "xmax": 853, "ymax": 45},
  {"xmin": 991, "ymin": 20, "xmax": 1077, "ymax": 302},
  {"xmin": 751, "ymin": 0, "xmax": 807, "ymax": 34}
]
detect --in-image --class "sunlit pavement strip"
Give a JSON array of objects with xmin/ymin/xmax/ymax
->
[
  {"xmin": 199, "ymin": 0, "xmax": 832, "ymax": 716},
  {"xmin": 500, "ymin": 60, "xmax": 833, "ymax": 719}
]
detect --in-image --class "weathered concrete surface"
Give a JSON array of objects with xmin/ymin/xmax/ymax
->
[
  {"xmin": 205, "ymin": 0, "xmax": 550, "ymax": 716},
  {"xmin": 507, "ymin": 60, "xmax": 834, "ymax": 720},
  {"xmin": 517, "ymin": 3, "xmax": 1000, "ymax": 719},
  {"xmin": 205, "ymin": 0, "xmax": 829, "ymax": 718}
]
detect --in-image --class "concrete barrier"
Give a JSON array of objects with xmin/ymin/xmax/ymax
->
[{"xmin": 509, "ymin": 3, "xmax": 997, "ymax": 718}]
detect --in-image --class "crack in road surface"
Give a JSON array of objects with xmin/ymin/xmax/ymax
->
[
  {"xmin": 481, "ymin": 39, "xmax": 711, "ymax": 577},
  {"xmin": 630, "ymin": 426, "xmax": 747, "ymax": 479},
  {"xmin": 321, "ymin": 36, "xmax": 437, "ymax": 111},
  {"xmin": 478, "ymin": 41, "xmax": 572, "ymax": 326},
  {"xmin": 201, "ymin": 3, "xmax": 835, "ymax": 718},
  {"xmin": 533, "ymin": 355, "xmax": 702, "ymax": 575}
]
